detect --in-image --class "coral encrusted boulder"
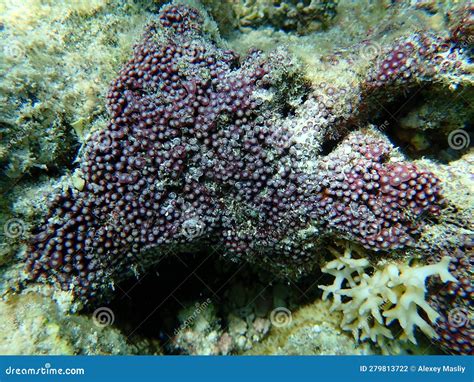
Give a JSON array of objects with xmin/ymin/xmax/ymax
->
[{"xmin": 26, "ymin": 4, "xmax": 444, "ymax": 301}]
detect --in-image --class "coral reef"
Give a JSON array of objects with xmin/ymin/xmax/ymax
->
[
  {"xmin": 427, "ymin": 235, "xmax": 473, "ymax": 355},
  {"xmin": 247, "ymin": 300, "xmax": 375, "ymax": 355},
  {"xmin": 0, "ymin": 286, "xmax": 160, "ymax": 355},
  {"xmin": 448, "ymin": 1, "xmax": 474, "ymax": 45},
  {"xmin": 0, "ymin": 0, "xmax": 472, "ymax": 356},
  {"xmin": 0, "ymin": 0, "xmax": 159, "ymax": 267},
  {"xmin": 26, "ymin": 3, "xmax": 286, "ymax": 299},
  {"xmin": 170, "ymin": 299, "xmax": 271, "ymax": 355},
  {"xmin": 411, "ymin": 153, "xmax": 473, "ymax": 261},
  {"xmin": 0, "ymin": 0, "xmax": 151, "ymax": 181},
  {"xmin": 25, "ymin": 3, "xmax": 446, "ymax": 301},
  {"xmin": 395, "ymin": 87, "xmax": 473, "ymax": 159},
  {"xmin": 229, "ymin": 0, "xmax": 338, "ymax": 34},
  {"xmin": 319, "ymin": 243, "xmax": 456, "ymax": 353},
  {"xmin": 416, "ymin": 153, "xmax": 473, "ymax": 355},
  {"xmin": 363, "ymin": 32, "xmax": 471, "ymax": 92},
  {"xmin": 171, "ymin": 299, "xmax": 227, "ymax": 355},
  {"xmin": 312, "ymin": 129, "xmax": 442, "ymax": 250},
  {"xmin": 170, "ymin": 291, "xmax": 377, "ymax": 355}
]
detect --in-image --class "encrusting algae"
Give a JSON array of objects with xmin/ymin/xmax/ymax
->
[{"xmin": 319, "ymin": 243, "xmax": 457, "ymax": 353}]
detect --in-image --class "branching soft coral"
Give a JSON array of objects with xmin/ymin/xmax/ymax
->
[{"xmin": 319, "ymin": 243, "xmax": 456, "ymax": 350}]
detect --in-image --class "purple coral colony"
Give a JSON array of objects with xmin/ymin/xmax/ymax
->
[{"xmin": 25, "ymin": 4, "xmax": 472, "ymax": 354}]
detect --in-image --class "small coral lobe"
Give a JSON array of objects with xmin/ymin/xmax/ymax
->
[
  {"xmin": 158, "ymin": 4, "xmax": 202, "ymax": 33},
  {"xmin": 312, "ymin": 131, "xmax": 442, "ymax": 250},
  {"xmin": 449, "ymin": 2, "xmax": 474, "ymax": 45},
  {"xmin": 428, "ymin": 236, "xmax": 474, "ymax": 355},
  {"xmin": 26, "ymin": 4, "xmax": 445, "ymax": 301},
  {"xmin": 364, "ymin": 31, "xmax": 470, "ymax": 93}
]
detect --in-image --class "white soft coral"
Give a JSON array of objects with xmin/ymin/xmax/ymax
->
[
  {"xmin": 383, "ymin": 259, "xmax": 455, "ymax": 342},
  {"xmin": 319, "ymin": 243, "xmax": 456, "ymax": 348}
]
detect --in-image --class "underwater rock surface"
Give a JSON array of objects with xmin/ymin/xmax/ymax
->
[{"xmin": 0, "ymin": 0, "xmax": 472, "ymax": 355}]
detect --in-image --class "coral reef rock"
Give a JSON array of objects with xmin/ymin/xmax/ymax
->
[
  {"xmin": 0, "ymin": 286, "xmax": 160, "ymax": 355},
  {"xmin": 26, "ymin": 4, "xmax": 447, "ymax": 303},
  {"xmin": 247, "ymin": 300, "xmax": 375, "ymax": 355},
  {"xmin": 427, "ymin": 236, "xmax": 473, "ymax": 355},
  {"xmin": 0, "ymin": 0, "xmax": 472, "ymax": 357}
]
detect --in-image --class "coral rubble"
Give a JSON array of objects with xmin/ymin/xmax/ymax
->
[
  {"xmin": 247, "ymin": 300, "xmax": 375, "ymax": 355},
  {"xmin": 230, "ymin": 0, "xmax": 338, "ymax": 34}
]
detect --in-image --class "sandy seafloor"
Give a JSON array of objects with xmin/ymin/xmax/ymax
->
[{"xmin": 0, "ymin": 0, "xmax": 472, "ymax": 356}]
